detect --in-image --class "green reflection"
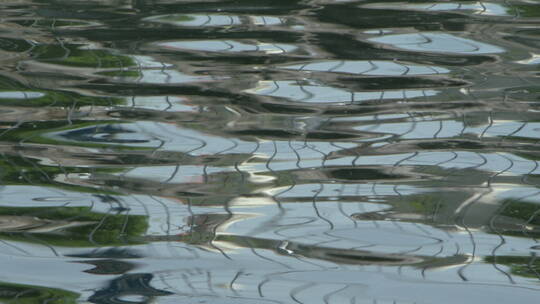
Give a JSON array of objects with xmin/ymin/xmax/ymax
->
[
  {"xmin": 485, "ymin": 255, "xmax": 540, "ymax": 279},
  {"xmin": 0, "ymin": 120, "xmax": 154, "ymax": 150},
  {"xmin": 0, "ymin": 281, "xmax": 79, "ymax": 304},
  {"xmin": 0, "ymin": 76, "xmax": 125, "ymax": 107},
  {"xmin": 0, "ymin": 153, "xmax": 123, "ymax": 195},
  {"xmin": 0, "ymin": 206, "xmax": 148, "ymax": 247},
  {"xmin": 515, "ymin": 4, "xmax": 540, "ymax": 17},
  {"xmin": 37, "ymin": 45, "xmax": 136, "ymax": 69}
]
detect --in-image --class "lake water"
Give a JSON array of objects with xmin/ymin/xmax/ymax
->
[{"xmin": 0, "ymin": 0, "xmax": 540, "ymax": 303}]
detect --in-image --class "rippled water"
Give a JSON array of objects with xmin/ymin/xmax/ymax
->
[{"xmin": 0, "ymin": 0, "xmax": 540, "ymax": 303}]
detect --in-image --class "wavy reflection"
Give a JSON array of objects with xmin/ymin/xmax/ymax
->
[{"xmin": 0, "ymin": 0, "xmax": 539, "ymax": 303}]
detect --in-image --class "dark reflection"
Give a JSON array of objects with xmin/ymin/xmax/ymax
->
[
  {"xmin": 89, "ymin": 274, "xmax": 172, "ymax": 304},
  {"xmin": 80, "ymin": 259, "xmax": 136, "ymax": 275},
  {"xmin": 0, "ymin": 0, "xmax": 540, "ymax": 303},
  {"xmin": 67, "ymin": 248, "xmax": 143, "ymax": 259}
]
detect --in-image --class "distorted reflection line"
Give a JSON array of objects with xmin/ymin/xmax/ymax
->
[
  {"xmin": 153, "ymin": 121, "xmax": 208, "ymax": 154},
  {"xmin": 16, "ymin": 149, "xmax": 59, "ymax": 188},
  {"xmin": 206, "ymin": 271, "xmax": 215, "ymax": 293},
  {"xmin": 502, "ymin": 121, "xmax": 528, "ymax": 144},
  {"xmin": 203, "ymin": 15, "xmax": 212, "ymax": 26},
  {"xmin": 398, "ymin": 245, "xmax": 423, "ymax": 255},
  {"xmin": 488, "ymin": 201, "xmax": 517, "ymax": 284},
  {"xmin": 257, "ymin": 277, "xmax": 270, "ymax": 298},
  {"xmin": 134, "ymin": 56, "xmax": 144, "ymax": 83},
  {"xmin": 293, "ymin": 254, "xmax": 330, "ymax": 270},
  {"xmin": 91, "ymin": 50, "xmax": 102, "ymax": 69},
  {"xmin": 13, "ymin": 289, "xmax": 38, "ymax": 302},
  {"xmin": 66, "ymin": 101, "xmax": 77, "ymax": 126},
  {"xmin": 164, "ymin": 95, "xmax": 172, "ymax": 111},
  {"xmin": 398, "ymin": 112, "xmax": 417, "ymax": 138},
  {"xmin": 480, "ymin": 111, "xmax": 494, "ymax": 139},
  {"xmin": 350, "ymin": 244, "xmax": 377, "ymax": 250},
  {"xmin": 338, "ymin": 184, "xmax": 357, "ymax": 227},
  {"xmin": 250, "ymin": 247, "xmax": 291, "ymax": 269},
  {"xmin": 234, "ymin": 159, "xmax": 246, "ymax": 185},
  {"xmin": 523, "ymin": 205, "xmax": 540, "ymax": 242},
  {"xmin": 229, "ymin": 270, "xmax": 243, "ymax": 296},
  {"xmin": 132, "ymin": 195, "xmax": 160, "ymax": 256},
  {"xmin": 427, "ymin": 65, "xmax": 441, "ymax": 75},
  {"xmin": 297, "ymin": 79, "xmax": 314, "ymax": 102},
  {"xmin": 273, "ymin": 218, "xmax": 318, "ymax": 238},
  {"xmin": 158, "ymin": 273, "xmax": 180, "ymax": 295},
  {"xmin": 413, "ymin": 222, "xmax": 436, "ymax": 237},
  {"xmin": 120, "ymin": 207, "xmax": 130, "ymax": 238},
  {"xmin": 185, "ymin": 198, "xmax": 196, "ymax": 243},
  {"xmin": 313, "ymin": 183, "xmax": 334, "ymax": 230},
  {"xmin": 453, "ymin": 241, "xmax": 461, "ymax": 257},
  {"xmin": 23, "ymin": 231, "xmax": 59, "ymax": 256},
  {"xmin": 308, "ymin": 143, "xmax": 328, "ymax": 167},
  {"xmin": 29, "ymin": 17, "xmax": 38, "ymax": 27},
  {"xmin": 265, "ymin": 80, "xmax": 281, "ymax": 95},
  {"xmin": 457, "ymin": 151, "xmax": 514, "ymax": 281},
  {"xmin": 114, "ymin": 50, "xmax": 126, "ymax": 73},
  {"xmin": 288, "ymin": 140, "xmax": 303, "ymax": 169},
  {"xmin": 159, "ymin": 61, "xmax": 172, "ymax": 85},
  {"xmin": 479, "ymin": 1, "xmax": 487, "ymax": 14},
  {"xmin": 0, "ymin": 152, "xmax": 32, "ymax": 186},
  {"xmin": 390, "ymin": 219, "xmax": 406, "ymax": 232},
  {"xmin": 368, "ymin": 183, "xmax": 381, "ymax": 229},
  {"xmin": 426, "ymin": 3, "xmax": 437, "ymax": 10},
  {"xmin": 435, "ymin": 151, "xmax": 458, "ymax": 166},
  {"xmin": 362, "ymin": 60, "xmax": 377, "ymax": 75},
  {"xmin": 417, "ymin": 33, "xmax": 434, "ymax": 47},
  {"xmin": 328, "ymin": 60, "xmax": 344, "ymax": 73},
  {"xmin": 400, "ymin": 61, "xmax": 411, "ymax": 76},
  {"xmin": 527, "ymin": 253, "xmax": 540, "ymax": 280},
  {"xmin": 289, "ymin": 282, "xmax": 315, "ymax": 304},
  {"xmin": 297, "ymin": 63, "xmax": 309, "ymax": 71},
  {"xmin": 224, "ymin": 40, "xmax": 235, "ymax": 51},
  {"xmin": 275, "ymin": 44, "xmax": 287, "ymax": 54},
  {"xmin": 55, "ymin": 37, "xmax": 71, "ymax": 60},
  {"xmin": 163, "ymin": 165, "xmax": 180, "ymax": 183},
  {"xmin": 0, "ymin": 239, "xmax": 30, "ymax": 256},
  {"xmin": 0, "ymin": 115, "xmax": 24, "ymax": 139},
  {"xmin": 493, "ymin": 153, "xmax": 515, "ymax": 187},
  {"xmin": 323, "ymin": 285, "xmax": 349, "ymax": 304},
  {"xmin": 150, "ymin": 195, "xmax": 171, "ymax": 236},
  {"xmin": 181, "ymin": 273, "xmax": 199, "ymax": 294},
  {"xmin": 433, "ymin": 120, "xmax": 443, "ymax": 139},
  {"xmin": 422, "ymin": 247, "xmax": 441, "ymax": 278},
  {"xmin": 88, "ymin": 210, "xmax": 111, "ymax": 246},
  {"xmin": 504, "ymin": 0, "xmax": 520, "ymax": 18},
  {"xmin": 207, "ymin": 196, "xmax": 233, "ymax": 260},
  {"xmin": 377, "ymin": 91, "xmax": 385, "ymax": 104},
  {"xmin": 393, "ymin": 152, "xmax": 418, "ymax": 168},
  {"xmin": 265, "ymin": 140, "xmax": 277, "ymax": 172}
]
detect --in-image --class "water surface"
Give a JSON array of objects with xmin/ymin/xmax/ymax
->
[{"xmin": 0, "ymin": 0, "xmax": 540, "ymax": 303}]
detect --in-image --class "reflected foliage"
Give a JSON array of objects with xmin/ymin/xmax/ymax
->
[{"xmin": 0, "ymin": 282, "xmax": 79, "ymax": 304}]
